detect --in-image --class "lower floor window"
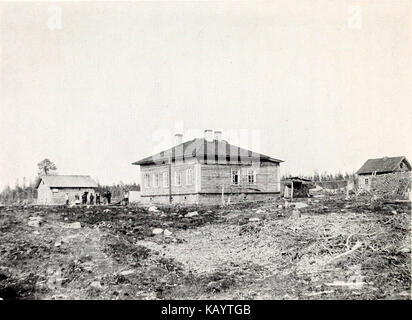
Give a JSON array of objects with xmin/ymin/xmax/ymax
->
[
  {"xmin": 231, "ymin": 169, "xmax": 240, "ymax": 185},
  {"xmin": 247, "ymin": 169, "xmax": 256, "ymax": 184}
]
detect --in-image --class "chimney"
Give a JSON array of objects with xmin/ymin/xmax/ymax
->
[
  {"xmin": 174, "ymin": 133, "xmax": 183, "ymax": 145},
  {"xmin": 204, "ymin": 129, "xmax": 213, "ymax": 142},
  {"xmin": 214, "ymin": 130, "xmax": 222, "ymax": 141}
]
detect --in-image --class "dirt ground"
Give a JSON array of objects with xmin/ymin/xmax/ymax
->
[{"xmin": 0, "ymin": 196, "xmax": 410, "ymax": 300}]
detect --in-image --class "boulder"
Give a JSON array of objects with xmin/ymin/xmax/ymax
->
[
  {"xmin": 294, "ymin": 202, "xmax": 308, "ymax": 209},
  {"xmin": 90, "ymin": 281, "xmax": 102, "ymax": 289},
  {"xmin": 256, "ymin": 209, "xmax": 265, "ymax": 214},
  {"xmin": 28, "ymin": 216, "xmax": 43, "ymax": 228},
  {"xmin": 152, "ymin": 228, "xmax": 163, "ymax": 235},
  {"xmin": 148, "ymin": 206, "xmax": 159, "ymax": 212},
  {"xmin": 291, "ymin": 210, "xmax": 301, "ymax": 218},
  {"xmin": 249, "ymin": 217, "xmax": 261, "ymax": 222},
  {"xmin": 66, "ymin": 222, "xmax": 81, "ymax": 229},
  {"xmin": 119, "ymin": 269, "xmax": 135, "ymax": 276},
  {"xmin": 163, "ymin": 229, "xmax": 172, "ymax": 237},
  {"xmin": 185, "ymin": 211, "xmax": 199, "ymax": 218}
]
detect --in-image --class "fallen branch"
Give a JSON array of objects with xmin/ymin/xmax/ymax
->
[
  {"xmin": 324, "ymin": 281, "xmax": 367, "ymax": 287},
  {"xmin": 305, "ymin": 290, "xmax": 334, "ymax": 296},
  {"xmin": 325, "ymin": 241, "xmax": 362, "ymax": 264}
]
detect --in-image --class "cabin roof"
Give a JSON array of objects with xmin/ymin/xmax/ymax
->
[
  {"xmin": 132, "ymin": 138, "xmax": 283, "ymax": 166},
  {"xmin": 35, "ymin": 175, "xmax": 98, "ymax": 189},
  {"xmin": 356, "ymin": 156, "xmax": 411, "ymax": 175}
]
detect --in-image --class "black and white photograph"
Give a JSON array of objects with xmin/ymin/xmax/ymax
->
[{"xmin": 0, "ymin": 0, "xmax": 411, "ymax": 305}]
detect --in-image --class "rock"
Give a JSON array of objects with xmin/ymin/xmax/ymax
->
[
  {"xmin": 249, "ymin": 217, "xmax": 261, "ymax": 222},
  {"xmin": 66, "ymin": 222, "xmax": 81, "ymax": 229},
  {"xmin": 64, "ymin": 217, "xmax": 69, "ymax": 221},
  {"xmin": 185, "ymin": 211, "xmax": 199, "ymax": 218},
  {"xmin": 119, "ymin": 270, "xmax": 135, "ymax": 276},
  {"xmin": 163, "ymin": 229, "xmax": 172, "ymax": 237},
  {"xmin": 278, "ymin": 205, "xmax": 283, "ymax": 209},
  {"xmin": 291, "ymin": 210, "xmax": 301, "ymax": 218},
  {"xmin": 391, "ymin": 210, "xmax": 397, "ymax": 214},
  {"xmin": 54, "ymin": 241, "xmax": 62, "ymax": 247},
  {"xmin": 103, "ymin": 209, "xmax": 111, "ymax": 213},
  {"xmin": 90, "ymin": 281, "xmax": 102, "ymax": 289},
  {"xmin": 399, "ymin": 247, "xmax": 411, "ymax": 253},
  {"xmin": 294, "ymin": 202, "xmax": 308, "ymax": 209},
  {"xmin": 148, "ymin": 206, "xmax": 159, "ymax": 212},
  {"xmin": 28, "ymin": 216, "xmax": 43, "ymax": 228},
  {"xmin": 256, "ymin": 209, "xmax": 265, "ymax": 214},
  {"xmin": 152, "ymin": 228, "xmax": 163, "ymax": 235}
]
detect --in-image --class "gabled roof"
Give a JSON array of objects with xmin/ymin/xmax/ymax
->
[
  {"xmin": 356, "ymin": 156, "xmax": 411, "ymax": 175},
  {"xmin": 132, "ymin": 138, "xmax": 283, "ymax": 166},
  {"xmin": 35, "ymin": 175, "xmax": 98, "ymax": 189}
]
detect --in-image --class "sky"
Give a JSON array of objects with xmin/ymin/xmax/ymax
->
[{"xmin": 0, "ymin": 0, "xmax": 411, "ymax": 188}]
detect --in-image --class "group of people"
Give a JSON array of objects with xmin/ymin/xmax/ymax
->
[{"xmin": 65, "ymin": 190, "xmax": 112, "ymax": 206}]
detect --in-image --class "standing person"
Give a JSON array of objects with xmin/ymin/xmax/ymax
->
[
  {"xmin": 123, "ymin": 191, "xmax": 129, "ymax": 206},
  {"xmin": 96, "ymin": 192, "xmax": 100, "ymax": 205},
  {"xmin": 107, "ymin": 191, "xmax": 111, "ymax": 205},
  {"xmin": 82, "ymin": 192, "xmax": 87, "ymax": 205},
  {"xmin": 75, "ymin": 194, "xmax": 80, "ymax": 205},
  {"xmin": 89, "ymin": 193, "xmax": 94, "ymax": 205},
  {"xmin": 65, "ymin": 193, "xmax": 69, "ymax": 206}
]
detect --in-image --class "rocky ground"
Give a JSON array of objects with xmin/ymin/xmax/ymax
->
[{"xmin": 0, "ymin": 196, "xmax": 410, "ymax": 300}]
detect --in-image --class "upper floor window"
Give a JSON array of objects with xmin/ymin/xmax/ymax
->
[
  {"xmin": 153, "ymin": 173, "xmax": 159, "ymax": 188},
  {"xmin": 163, "ymin": 172, "xmax": 169, "ymax": 187},
  {"xmin": 231, "ymin": 169, "xmax": 240, "ymax": 185},
  {"xmin": 144, "ymin": 173, "xmax": 150, "ymax": 188},
  {"xmin": 365, "ymin": 178, "xmax": 369, "ymax": 185},
  {"xmin": 247, "ymin": 169, "xmax": 256, "ymax": 184},
  {"xmin": 186, "ymin": 169, "xmax": 193, "ymax": 185},
  {"xmin": 175, "ymin": 171, "xmax": 182, "ymax": 186}
]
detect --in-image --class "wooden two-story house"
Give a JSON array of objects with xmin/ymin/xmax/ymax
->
[{"xmin": 132, "ymin": 130, "xmax": 283, "ymax": 204}]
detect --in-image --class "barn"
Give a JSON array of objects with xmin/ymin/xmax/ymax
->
[
  {"xmin": 356, "ymin": 156, "xmax": 411, "ymax": 194},
  {"xmin": 36, "ymin": 175, "xmax": 98, "ymax": 205},
  {"xmin": 132, "ymin": 130, "xmax": 283, "ymax": 205}
]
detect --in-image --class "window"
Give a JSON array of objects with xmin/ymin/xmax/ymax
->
[
  {"xmin": 247, "ymin": 169, "xmax": 256, "ymax": 184},
  {"xmin": 186, "ymin": 169, "xmax": 193, "ymax": 185},
  {"xmin": 175, "ymin": 171, "xmax": 181, "ymax": 186},
  {"xmin": 163, "ymin": 172, "xmax": 169, "ymax": 187},
  {"xmin": 365, "ymin": 178, "xmax": 369, "ymax": 185},
  {"xmin": 144, "ymin": 173, "xmax": 150, "ymax": 188},
  {"xmin": 231, "ymin": 169, "xmax": 240, "ymax": 185},
  {"xmin": 153, "ymin": 173, "xmax": 159, "ymax": 188}
]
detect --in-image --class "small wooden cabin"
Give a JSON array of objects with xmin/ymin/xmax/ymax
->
[{"xmin": 36, "ymin": 175, "xmax": 98, "ymax": 205}]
